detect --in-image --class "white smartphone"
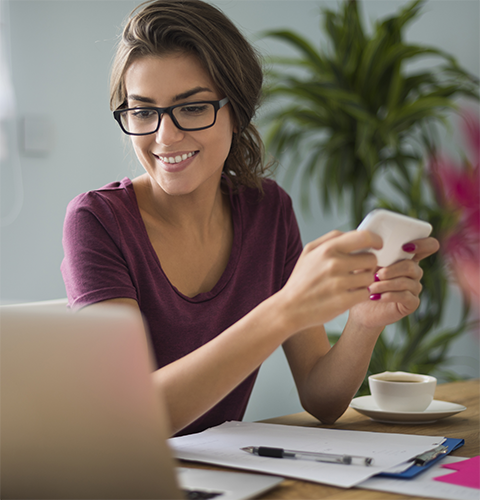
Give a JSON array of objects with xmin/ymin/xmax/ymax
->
[{"xmin": 356, "ymin": 209, "xmax": 433, "ymax": 267}]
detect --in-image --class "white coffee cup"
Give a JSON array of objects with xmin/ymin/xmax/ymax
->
[{"xmin": 368, "ymin": 371, "xmax": 437, "ymax": 412}]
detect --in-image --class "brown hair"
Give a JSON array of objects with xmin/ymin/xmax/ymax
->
[{"xmin": 110, "ymin": 0, "xmax": 270, "ymax": 191}]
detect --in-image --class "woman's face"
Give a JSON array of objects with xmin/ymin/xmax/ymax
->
[{"xmin": 123, "ymin": 53, "xmax": 235, "ymax": 197}]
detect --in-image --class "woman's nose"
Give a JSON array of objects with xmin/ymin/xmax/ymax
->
[{"xmin": 155, "ymin": 113, "xmax": 184, "ymax": 145}]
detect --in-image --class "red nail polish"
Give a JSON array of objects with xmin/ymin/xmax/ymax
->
[
  {"xmin": 370, "ymin": 294, "xmax": 381, "ymax": 301},
  {"xmin": 402, "ymin": 243, "xmax": 416, "ymax": 253},
  {"xmin": 374, "ymin": 273, "xmax": 380, "ymax": 282}
]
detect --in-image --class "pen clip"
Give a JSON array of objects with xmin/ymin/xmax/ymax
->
[{"xmin": 413, "ymin": 444, "xmax": 448, "ymax": 466}]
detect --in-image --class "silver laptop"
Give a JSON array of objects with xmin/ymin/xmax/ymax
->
[{"xmin": 1, "ymin": 305, "xmax": 283, "ymax": 499}]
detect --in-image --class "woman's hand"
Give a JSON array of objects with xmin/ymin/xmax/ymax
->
[
  {"xmin": 349, "ymin": 236, "xmax": 440, "ymax": 328},
  {"xmin": 278, "ymin": 230, "xmax": 383, "ymax": 333}
]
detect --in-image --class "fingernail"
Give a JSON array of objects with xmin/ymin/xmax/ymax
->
[
  {"xmin": 374, "ymin": 273, "xmax": 380, "ymax": 282},
  {"xmin": 370, "ymin": 294, "xmax": 381, "ymax": 301},
  {"xmin": 402, "ymin": 243, "xmax": 416, "ymax": 253}
]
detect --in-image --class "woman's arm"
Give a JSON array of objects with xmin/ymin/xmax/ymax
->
[
  {"xmin": 95, "ymin": 295, "xmax": 294, "ymax": 434},
  {"xmin": 87, "ymin": 229, "xmax": 383, "ymax": 434},
  {"xmin": 283, "ymin": 236, "xmax": 440, "ymax": 424}
]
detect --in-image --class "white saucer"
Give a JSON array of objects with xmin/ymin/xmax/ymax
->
[{"xmin": 350, "ymin": 396, "xmax": 466, "ymax": 424}]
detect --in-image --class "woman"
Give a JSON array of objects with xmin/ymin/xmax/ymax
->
[{"xmin": 61, "ymin": 0, "xmax": 439, "ymax": 436}]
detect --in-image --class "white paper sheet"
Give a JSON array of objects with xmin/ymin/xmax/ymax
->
[
  {"xmin": 358, "ymin": 456, "xmax": 479, "ymax": 500},
  {"xmin": 169, "ymin": 421, "xmax": 444, "ymax": 488}
]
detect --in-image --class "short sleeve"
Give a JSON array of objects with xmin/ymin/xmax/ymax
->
[
  {"xmin": 279, "ymin": 187, "xmax": 303, "ymax": 287},
  {"xmin": 61, "ymin": 193, "xmax": 138, "ymax": 309}
]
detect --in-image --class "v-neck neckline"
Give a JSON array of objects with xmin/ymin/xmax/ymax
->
[{"xmin": 124, "ymin": 177, "xmax": 242, "ymax": 303}]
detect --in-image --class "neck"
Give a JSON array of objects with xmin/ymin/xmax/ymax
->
[{"xmin": 135, "ymin": 172, "xmax": 229, "ymax": 235}]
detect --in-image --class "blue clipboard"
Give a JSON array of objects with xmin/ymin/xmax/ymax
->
[{"xmin": 378, "ymin": 438, "xmax": 465, "ymax": 479}]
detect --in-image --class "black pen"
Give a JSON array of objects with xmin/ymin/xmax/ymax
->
[{"xmin": 241, "ymin": 446, "xmax": 374, "ymax": 466}]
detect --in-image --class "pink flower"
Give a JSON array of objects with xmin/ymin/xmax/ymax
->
[{"xmin": 429, "ymin": 109, "xmax": 480, "ymax": 302}]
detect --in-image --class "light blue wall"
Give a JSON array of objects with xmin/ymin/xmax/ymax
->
[{"xmin": 1, "ymin": 0, "xmax": 479, "ymax": 421}]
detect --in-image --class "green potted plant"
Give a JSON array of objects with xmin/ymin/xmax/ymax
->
[{"xmin": 262, "ymin": 0, "xmax": 479, "ymax": 393}]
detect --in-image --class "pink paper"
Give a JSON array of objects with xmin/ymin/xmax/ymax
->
[{"xmin": 434, "ymin": 456, "xmax": 480, "ymax": 489}]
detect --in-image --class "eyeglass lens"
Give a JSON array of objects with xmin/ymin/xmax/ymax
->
[{"xmin": 119, "ymin": 102, "xmax": 217, "ymax": 134}]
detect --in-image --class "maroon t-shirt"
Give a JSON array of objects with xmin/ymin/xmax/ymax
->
[{"xmin": 61, "ymin": 177, "xmax": 303, "ymax": 435}]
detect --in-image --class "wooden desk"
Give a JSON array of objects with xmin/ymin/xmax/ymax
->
[{"xmin": 255, "ymin": 379, "xmax": 479, "ymax": 500}]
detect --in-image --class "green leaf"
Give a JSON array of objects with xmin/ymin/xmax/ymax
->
[
  {"xmin": 386, "ymin": 97, "xmax": 455, "ymax": 132},
  {"xmin": 261, "ymin": 29, "xmax": 327, "ymax": 72}
]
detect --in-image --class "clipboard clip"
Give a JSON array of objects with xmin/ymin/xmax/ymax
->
[{"xmin": 412, "ymin": 444, "xmax": 448, "ymax": 466}]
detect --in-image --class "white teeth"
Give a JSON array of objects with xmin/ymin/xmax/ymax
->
[{"xmin": 159, "ymin": 152, "xmax": 195, "ymax": 164}]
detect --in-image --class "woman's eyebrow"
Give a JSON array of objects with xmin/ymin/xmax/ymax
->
[
  {"xmin": 127, "ymin": 87, "xmax": 213, "ymax": 105},
  {"xmin": 127, "ymin": 94, "xmax": 155, "ymax": 104},
  {"xmin": 173, "ymin": 87, "xmax": 213, "ymax": 102}
]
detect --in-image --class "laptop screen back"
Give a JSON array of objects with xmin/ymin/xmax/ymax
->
[{"xmin": 1, "ymin": 305, "xmax": 182, "ymax": 499}]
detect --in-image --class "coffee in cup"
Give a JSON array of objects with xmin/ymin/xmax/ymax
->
[{"xmin": 368, "ymin": 371, "xmax": 436, "ymax": 412}]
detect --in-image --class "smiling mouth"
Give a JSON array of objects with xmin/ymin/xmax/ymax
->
[{"xmin": 157, "ymin": 151, "xmax": 197, "ymax": 164}]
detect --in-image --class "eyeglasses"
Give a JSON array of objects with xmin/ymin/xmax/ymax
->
[{"xmin": 113, "ymin": 97, "xmax": 230, "ymax": 135}]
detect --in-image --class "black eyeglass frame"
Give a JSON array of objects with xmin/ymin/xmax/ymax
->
[{"xmin": 113, "ymin": 97, "xmax": 230, "ymax": 135}]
